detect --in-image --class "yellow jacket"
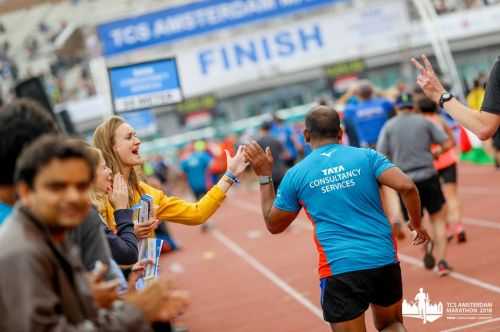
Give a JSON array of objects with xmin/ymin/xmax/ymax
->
[
  {"xmin": 467, "ymin": 87, "xmax": 485, "ymax": 111},
  {"xmin": 102, "ymin": 182, "xmax": 226, "ymax": 232}
]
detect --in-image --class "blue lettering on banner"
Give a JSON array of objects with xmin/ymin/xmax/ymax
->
[
  {"xmin": 275, "ymin": 31, "xmax": 295, "ymax": 57},
  {"xmin": 97, "ymin": 0, "xmax": 342, "ymax": 56},
  {"xmin": 197, "ymin": 24, "xmax": 324, "ymax": 76}
]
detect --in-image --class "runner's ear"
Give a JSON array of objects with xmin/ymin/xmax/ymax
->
[
  {"xmin": 304, "ymin": 128, "xmax": 311, "ymax": 143},
  {"xmin": 337, "ymin": 128, "xmax": 343, "ymax": 142}
]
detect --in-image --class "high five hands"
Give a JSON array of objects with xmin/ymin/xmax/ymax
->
[{"xmin": 224, "ymin": 142, "xmax": 275, "ymax": 177}]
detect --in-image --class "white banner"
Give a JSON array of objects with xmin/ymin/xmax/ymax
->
[{"xmin": 177, "ymin": 2, "xmax": 408, "ymax": 97}]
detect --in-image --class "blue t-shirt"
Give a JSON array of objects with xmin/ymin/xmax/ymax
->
[
  {"xmin": 344, "ymin": 98, "xmax": 394, "ymax": 146},
  {"xmin": 274, "ymin": 144, "xmax": 398, "ymax": 278},
  {"xmin": 180, "ymin": 152, "xmax": 212, "ymax": 193},
  {"xmin": 271, "ymin": 123, "xmax": 298, "ymax": 160},
  {"xmin": 0, "ymin": 202, "xmax": 13, "ymax": 225}
]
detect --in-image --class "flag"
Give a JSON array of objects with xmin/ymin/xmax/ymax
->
[{"xmin": 460, "ymin": 127, "xmax": 494, "ymax": 165}]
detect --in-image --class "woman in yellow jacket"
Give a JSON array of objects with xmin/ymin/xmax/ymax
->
[{"xmin": 93, "ymin": 116, "xmax": 248, "ymax": 235}]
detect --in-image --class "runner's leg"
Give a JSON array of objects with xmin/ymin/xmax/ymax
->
[
  {"xmin": 330, "ymin": 313, "xmax": 367, "ymax": 332},
  {"xmin": 371, "ymin": 300, "xmax": 406, "ymax": 332}
]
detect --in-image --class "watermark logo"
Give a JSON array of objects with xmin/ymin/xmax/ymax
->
[
  {"xmin": 403, "ymin": 288, "xmax": 494, "ymax": 324},
  {"xmin": 403, "ymin": 288, "xmax": 443, "ymax": 324}
]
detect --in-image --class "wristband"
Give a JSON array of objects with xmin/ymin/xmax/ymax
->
[{"xmin": 224, "ymin": 170, "xmax": 239, "ymax": 183}]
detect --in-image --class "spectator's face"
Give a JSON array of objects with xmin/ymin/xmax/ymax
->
[
  {"xmin": 18, "ymin": 158, "xmax": 92, "ymax": 228},
  {"xmin": 113, "ymin": 123, "xmax": 142, "ymax": 167},
  {"xmin": 95, "ymin": 155, "xmax": 112, "ymax": 193}
]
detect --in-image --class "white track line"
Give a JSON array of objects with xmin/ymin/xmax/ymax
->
[
  {"xmin": 398, "ymin": 254, "xmax": 500, "ymax": 294},
  {"xmin": 460, "ymin": 186, "xmax": 500, "ymax": 196},
  {"xmin": 231, "ymin": 199, "xmax": 500, "ymax": 295},
  {"xmin": 463, "ymin": 217, "xmax": 500, "ymax": 230},
  {"xmin": 211, "ymin": 229, "xmax": 324, "ymax": 320},
  {"xmin": 440, "ymin": 317, "xmax": 500, "ymax": 332}
]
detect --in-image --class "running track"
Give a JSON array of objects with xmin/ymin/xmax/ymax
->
[{"xmin": 161, "ymin": 163, "xmax": 500, "ymax": 332}]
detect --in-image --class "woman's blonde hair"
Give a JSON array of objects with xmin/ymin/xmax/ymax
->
[
  {"xmin": 93, "ymin": 116, "xmax": 142, "ymax": 206},
  {"xmin": 86, "ymin": 146, "xmax": 107, "ymax": 216}
]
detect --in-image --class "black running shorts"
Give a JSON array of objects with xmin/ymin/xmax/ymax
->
[
  {"xmin": 319, "ymin": 263, "xmax": 402, "ymax": 323},
  {"xmin": 438, "ymin": 163, "xmax": 457, "ymax": 184},
  {"xmin": 401, "ymin": 175, "xmax": 446, "ymax": 219}
]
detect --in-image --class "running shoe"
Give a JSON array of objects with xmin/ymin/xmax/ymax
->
[
  {"xmin": 423, "ymin": 240, "xmax": 436, "ymax": 270},
  {"xmin": 436, "ymin": 259, "xmax": 453, "ymax": 277},
  {"xmin": 201, "ymin": 223, "xmax": 211, "ymax": 233},
  {"xmin": 457, "ymin": 230, "xmax": 467, "ymax": 243}
]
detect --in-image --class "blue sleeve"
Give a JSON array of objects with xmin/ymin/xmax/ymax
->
[
  {"xmin": 369, "ymin": 149, "xmax": 395, "ymax": 178},
  {"xmin": 106, "ymin": 209, "xmax": 139, "ymax": 265},
  {"xmin": 273, "ymin": 171, "xmax": 301, "ymax": 212},
  {"xmin": 203, "ymin": 152, "xmax": 213, "ymax": 167},
  {"xmin": 383, "ymin": 100, "xmax": 395, "ymax": 117},
  {"xmin": 343, "ymin": 107, "xmax": 354, "ymax": 121},
  {"xmin": 180, "ymin": 159, "xmax": 188, "ymax": 173}
]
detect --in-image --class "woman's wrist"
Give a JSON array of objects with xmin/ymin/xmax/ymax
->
[{"xmin": 224, "ymin": 170, "xmax": 239, "ymax": 184}]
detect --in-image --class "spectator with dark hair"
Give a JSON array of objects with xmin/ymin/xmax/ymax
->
[
  {"xmin": 0, "ymin": 136, "xmax": 180, "ymax": 331},
  {"xmin": 0, "ymin": 99, "xmax": 59, "ymax": 224},
  {"xmin": 0, "ymin": 99, "xmax": 130, "ymax": 307}
]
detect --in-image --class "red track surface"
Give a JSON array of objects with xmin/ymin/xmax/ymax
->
[{"xmin": 161, "ymin": 163, "xmax": 500, "ymax": 332}]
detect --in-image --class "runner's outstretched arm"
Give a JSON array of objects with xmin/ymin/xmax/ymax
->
[
  {"xmin": 412, "ymin": 55, "xmax": 500, "ymax": 140},
  {"xmin": 244, "ymin": 142, "xmax": 299, "ymax": 234},
  {"xmin": 378, "ymin": 167, "xmax": 430, "ymax": 245}
]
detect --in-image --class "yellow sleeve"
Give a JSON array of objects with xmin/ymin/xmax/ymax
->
[
  {"xmin": 141, "ymin": 183, "xmax": 226, "ymax": 225},
  {"xmin": 102, "ymin": 200, "xmax": 117, "ymax": 232}
]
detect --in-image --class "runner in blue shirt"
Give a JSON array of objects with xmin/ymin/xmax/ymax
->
[
  {"xmin": 244, "ymin": 105, "xmax": 429, "ymax": 332},
  {"xmin": 343, "ymin": 83, "xmax": 394, "ymax": 148},
  {"xmin": 180, "ymin": 141, "xmax": 213, "ymax": 200},
  {"xmin": 180, "ymin": 141, "xmax": 214, "ymax": 232},
  {"xmin": 271, "ymin": 115, "xmax": 300, "ymax": 167}
]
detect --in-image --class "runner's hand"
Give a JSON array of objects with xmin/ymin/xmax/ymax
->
[
  {"xmin": 243, "ymin": 141, "xmax": 273, "ymax": 176},
  {"xmin": 409, "ymin": 226, "xmax": 430, "ymax": 246},
  {"xmin": 411, "ymin": 55, "xmax": 446, "ymax": 103}
]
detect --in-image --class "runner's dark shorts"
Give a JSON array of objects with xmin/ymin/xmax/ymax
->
[
  {"xmin": 400, "ymin": 175, "xmax": 446, "ymax": 220},
  {"xmin": 319, "ymin": 262, "xmax": 402, "ymax": 323},
  {"xmin": 438, "ymin": 163, "xmax": 457, "ymax": 184}
]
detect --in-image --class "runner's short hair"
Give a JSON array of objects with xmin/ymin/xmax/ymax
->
[{"xmin": 305, "ymin": 105, "xmax": 341, "ymax": 139}]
